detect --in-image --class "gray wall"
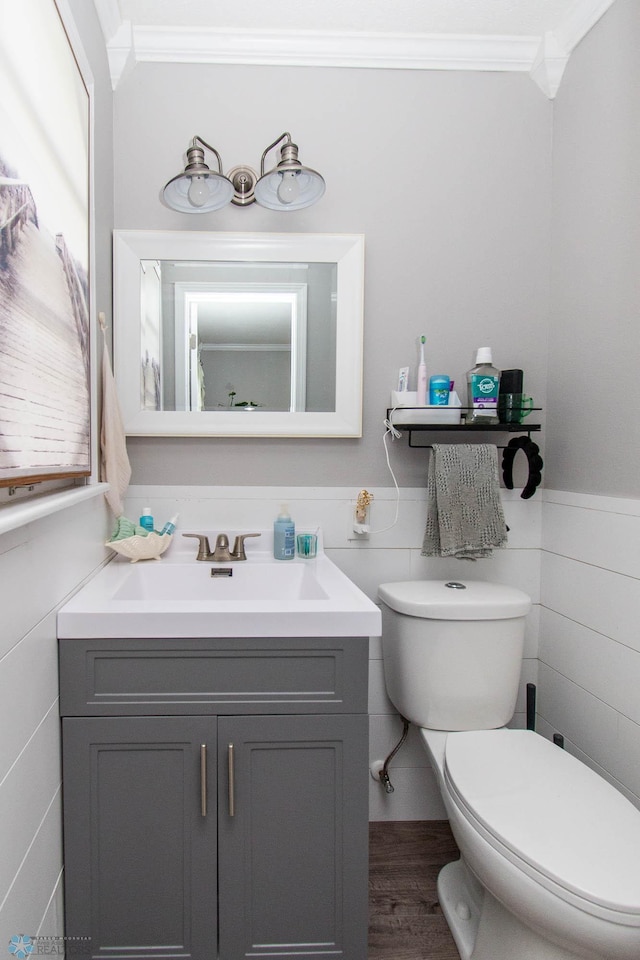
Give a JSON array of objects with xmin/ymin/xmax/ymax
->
[
  {"xmin": 114, "ymin": 64, "xmax": 552, "ymax": 487},
  {"xmin": 546, "ymin": 0, "xmax": 640, "ymax": 497},
  {"xmin": 537, "ymin": 0, "xmax": 640, "ymax": 805}
]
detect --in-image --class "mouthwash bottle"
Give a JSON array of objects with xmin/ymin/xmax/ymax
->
[{"xmin": 466, "ymin": 348, "xmax": 500, "ymax": 424}]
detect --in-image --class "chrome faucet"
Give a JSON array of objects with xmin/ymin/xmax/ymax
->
[{"xmin": 183, "ymin": 532, "xmax": 261, "ymax": 561}]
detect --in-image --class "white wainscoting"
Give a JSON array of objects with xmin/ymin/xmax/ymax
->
[
  {"xmin": 539, "ymin": 490, "xmax": 640, "ymax": 809},
  {"xmin": 0, "ymin": 494, "xmax": 111, "ymax": 946},
  {"xmin": 125, "ymin": 484, "xmax": 542, "ymax": 821}
]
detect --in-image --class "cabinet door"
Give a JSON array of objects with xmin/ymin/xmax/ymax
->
[
  {"xmin": 218, "ymin": 714, "xmax": 369, "ymax": 960},
  {"xmin": 62, "ymin": 717, "xmax": 217, "ymax": 960}
]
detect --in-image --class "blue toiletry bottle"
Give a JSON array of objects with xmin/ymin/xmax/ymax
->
[
  {"xmin": 139, "ymin": 507, "xmax": 155, "ymax": 532},
  {"xmin": 160, "ymin": 514, "xmax": 178, "ymax": 536},
  {"xmin": 429, "ymin": 375, "xmax": 450, "ymax": 405},
  {"xmin": 273, "ymin": 505, "xmax": 295, "ymax": 560}
]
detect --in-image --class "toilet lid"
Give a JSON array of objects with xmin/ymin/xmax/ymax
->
[{"xmin": 444, "ymin": 729, "xmax": 640, "ymax": 916}]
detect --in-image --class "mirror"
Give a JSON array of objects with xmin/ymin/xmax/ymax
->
[{"xmin": 114, "ymin": 231, "xmax": 365, "ymax": 437}]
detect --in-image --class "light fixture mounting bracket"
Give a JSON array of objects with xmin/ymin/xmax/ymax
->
[{"xmin": 228, "ymin": 165, "xmax": 257, "ymax": 206}]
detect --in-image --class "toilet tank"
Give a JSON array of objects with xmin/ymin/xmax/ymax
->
[{"xmin": 378, "ymin": 580, "xmax": 531, "ymax": 731}]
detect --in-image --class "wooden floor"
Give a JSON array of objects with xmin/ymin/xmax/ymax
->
[{"xmin": 369, "ymin": 821, "xmax": 461, "ymax": 960}]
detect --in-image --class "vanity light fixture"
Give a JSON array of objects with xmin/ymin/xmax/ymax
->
[
  {"xmin": 162, "ymin": 132, "xmax": 325, "ymax": 213},
  {"xmin": 254, "ymin": 132, "xmax": 326, "ymax": 211},
  {"xmin": 162, "ymin": 137, "xmax": 235, "ymax": 213}
]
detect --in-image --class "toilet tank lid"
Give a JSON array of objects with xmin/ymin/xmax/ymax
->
[{"xmin": 377, "ymin": 580, "xmax": 531, "ymax": 620}]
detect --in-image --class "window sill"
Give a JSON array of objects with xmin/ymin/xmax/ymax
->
[{"xmin": 0, "ymin": 483, "xmax": 109, "ymax": 537}]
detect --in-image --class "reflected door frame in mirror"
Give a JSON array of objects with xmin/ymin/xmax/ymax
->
[
  {"xmin": 173, "ymin": 281, "xmax": 308, "ymax": 413},
  {"xmin": 113, "ymin": 230, "xmax": 364, "ymax": 437}
]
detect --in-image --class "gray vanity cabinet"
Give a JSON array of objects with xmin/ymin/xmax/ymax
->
[
  {"xmin": 61, "ymin": 716, "xmax": 218, "ymax": 959},
  {"xmin": 217, "ymin": 714, "xmax": 368, "ymax": 960},
  {"xmin": 59, "ymin": 636, "xmax": 369, "ymax": 960}
]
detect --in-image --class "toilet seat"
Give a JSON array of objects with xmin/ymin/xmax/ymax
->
[{"xmin": 443, "ymin": 729, "xmax": 640, "ymax": 925}]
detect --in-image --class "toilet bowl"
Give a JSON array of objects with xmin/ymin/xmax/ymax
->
[{"xmin": 378, "ymin": 579, "xmax": 640, "ymax": 960}]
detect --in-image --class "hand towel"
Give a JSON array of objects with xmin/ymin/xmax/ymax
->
[
  {"xmin": 100, "ymin": 315, "xmax": 131, "ymax": 517},
  {"xmin": 421, "ymin": 443, "xmax": 507, "ymax": 560}
]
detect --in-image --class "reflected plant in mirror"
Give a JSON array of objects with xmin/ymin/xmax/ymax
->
[{"xmin": 114, "ymin": 232, "xmax": 364, "ymax": 437}]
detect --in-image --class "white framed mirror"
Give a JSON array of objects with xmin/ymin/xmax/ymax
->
[{"xmin": 113, "ymin": 230, "xmax": 365, "ymax": 437}]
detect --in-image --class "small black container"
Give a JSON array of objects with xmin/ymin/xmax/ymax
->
[
  {"xmin": 500, "ymin": 369, "xmax": 524, "ymax": 393},
  {"xmin": 498, "ymin": 369, "xmax": 525, "ymax": 423}
]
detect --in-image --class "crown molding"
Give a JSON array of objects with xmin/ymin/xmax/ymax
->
[
  {"xmin": 93, "ymin": 0, "xmax": 135, "ymax": 88},
  {"xmin": 529, "ymin": 0, "xmax": 616, "ymax": 98},
  {"xmin": 530, "ymin": 31, "xmax": 570, "ymax": 99},
  {"xmin": 131, "ymin": 27, "xmax": 539, "ymax": 74},
  {"xmin": 94, "ymin": 0, "xmax": 617, "ymax": 98}
]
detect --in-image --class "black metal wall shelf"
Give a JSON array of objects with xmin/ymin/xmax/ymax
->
[
  {"xmin": 386, "ymin": 408, "xmax": 544, "ymax": 497},
  {"xmin": 386, "ymin": 409, "xmax": 542, "ymax": 448},
  {"xmin": 385, "ymin": 400, "xmax": 545, "ymax": 498}
]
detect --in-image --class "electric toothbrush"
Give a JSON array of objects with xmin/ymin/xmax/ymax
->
[{"xmin": 416, "ymin": 335, "xmax": 427, "ymax": 405}]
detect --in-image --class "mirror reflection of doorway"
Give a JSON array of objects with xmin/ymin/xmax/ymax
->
[
  {"xmin": 137, "ymin": 252, "xmax": 340, "ymax": 422},
  {"xmin": 174, "ymin": 283, "xmax": 308, "ymax": 412}
]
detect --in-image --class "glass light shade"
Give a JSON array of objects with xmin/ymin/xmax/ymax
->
[
  {"xmin": 162, "ymin": 171, "xmax": 234, "ymax": 213},
  {"xmin": 254, "ymin": 167, "xmax": 325, "ymax": 211}
]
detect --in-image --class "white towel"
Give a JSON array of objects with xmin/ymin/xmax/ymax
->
[
  {"xmin": 100, "ymin": 316, "xmax": 131, "ymax": 517},
  {"xmin": 421, "ymin": 443, "xmax": 508, "ymax": 560}
]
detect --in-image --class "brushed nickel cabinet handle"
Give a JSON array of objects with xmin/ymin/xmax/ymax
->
[
  {"xmin": 200, "ymin": 744, "xmax": 207, "ymax": 817},
  {"xmin": 228, "ymin": 743, "xmax": 235, "ymax": 817}
]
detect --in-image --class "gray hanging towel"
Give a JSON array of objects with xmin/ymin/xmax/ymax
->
[{"xmin": 422, "ymin": 443, "xmax": 508, "ymax": 560}]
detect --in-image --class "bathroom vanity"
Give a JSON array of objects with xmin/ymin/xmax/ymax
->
[{"xmin": 57, "ymin": 540, "xmax": 380, "ymax": 960}]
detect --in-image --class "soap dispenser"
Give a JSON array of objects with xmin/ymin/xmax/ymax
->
[{"xmin": 273, "ymin": 505, "xmax": 295, "ymax": 560}]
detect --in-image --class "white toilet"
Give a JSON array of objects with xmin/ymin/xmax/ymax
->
[{"xmin": 378, "ymin": 579, "xmax": 640, "ymax": 960}]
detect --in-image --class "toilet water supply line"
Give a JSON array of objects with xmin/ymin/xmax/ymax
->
[
  {"xmin": 377, "ymin": 716, "xmax": 410, "ymax": 793},
  {"xmin": 377, "ymin": 690, "xmax": 562, "ymax": 796},
  {"xmin": 377, "ymin": 688, "xmax": 560, "ymax": 795}
]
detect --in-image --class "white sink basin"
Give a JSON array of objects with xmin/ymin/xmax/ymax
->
[
  {"xmin": 58, "ymin": 533, "xmax": 381, "ymax": 639},
  {"xmin": 112, "ymin": 559, "xmax": 329, "ymax": 603}
]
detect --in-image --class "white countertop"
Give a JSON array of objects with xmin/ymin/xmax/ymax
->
[{"xmin": 58, "ymin": 531, "xmax": 381, "ymax": 639}]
